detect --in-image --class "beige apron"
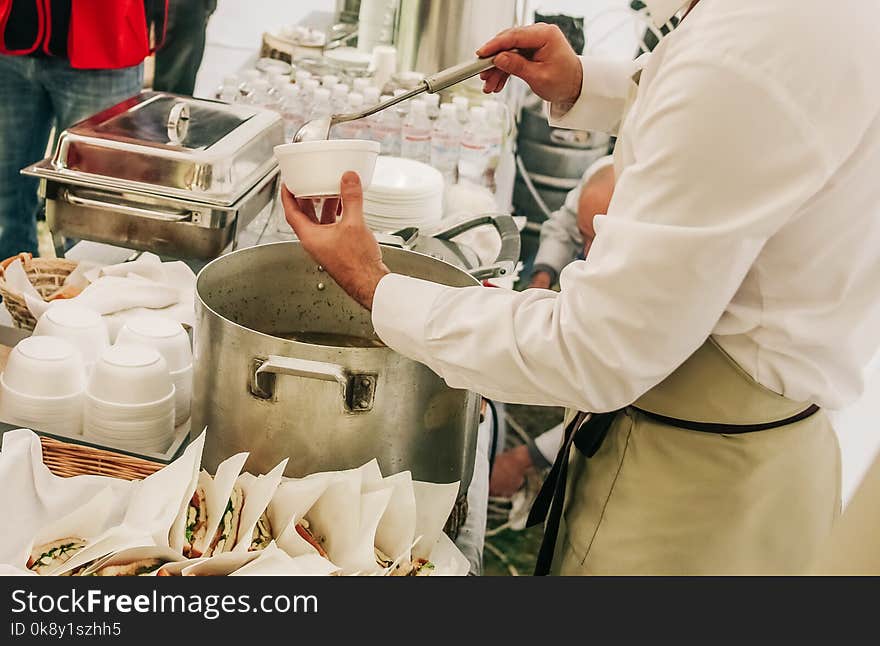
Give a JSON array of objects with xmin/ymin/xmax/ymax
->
[{"xmin": 545, "ymin": 338, "xmax": 841, "ymax": 575}]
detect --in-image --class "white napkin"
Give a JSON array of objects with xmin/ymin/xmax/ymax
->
[
  {"xmin": 24, "ymin": 252, "xmax": 196, "ymax": 337},
  {"xmin": 232, "ymin": 460, "xmax": 288, "ymax": 553},
  {"xmin": 3, "ymin": 259, "xmax": 42, "ymax": 300},
  {"xmin": 412, "ymin": 481, "xmax": 460, "ymax": 560},
  {"xmin": 230, "ymin": 543, "xmax": 339, "ymax": 576},
  {"xmin": 0, "ymin": 429, "xmax": 134, "ymax": 567},
  {"xmin": 122, "ymin": 432, "xmax": 206, "ymax": 548}
]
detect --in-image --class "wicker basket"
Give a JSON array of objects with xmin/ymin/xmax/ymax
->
[
  {"xmin": 40, "ymin": 435, "xmax": 163, "ymax": 480},
  {"xmin": 0, "ymin": 253, "xmax": 79, "ymax": 330}
]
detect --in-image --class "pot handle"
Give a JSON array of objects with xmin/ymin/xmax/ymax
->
[
  {"xmin": 428, "ymin": 213, "xmax": 521, "ymax": 280},
  {"xmin": 251, "ymin": 355, "xmax": 376, "ymax": 413}
]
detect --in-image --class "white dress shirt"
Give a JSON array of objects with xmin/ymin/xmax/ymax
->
[{"xmin": 372, "ymin": 0, "xmax": 880, "ymax": 412}]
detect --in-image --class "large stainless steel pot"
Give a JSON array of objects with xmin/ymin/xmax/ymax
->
[{"xmin": 192, "ymin": 242, "xmax": 482, "ymax": 495}]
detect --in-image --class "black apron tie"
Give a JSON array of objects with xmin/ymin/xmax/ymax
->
[
  {"xmin": 528, "ymin": 410, "xmax": 620, "ymax": 576},
  {"xmin": 527, "ymin": 403, "xmax": 821, "ymax": 576}
]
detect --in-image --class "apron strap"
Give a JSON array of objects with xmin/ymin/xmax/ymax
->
[
  {"xmin": 528, "ymin": 411, "xmax": 618, "ymax": 576},
  {"xmin": 527, "ymin": 403, "xmax": 821, "ymax": 576}
]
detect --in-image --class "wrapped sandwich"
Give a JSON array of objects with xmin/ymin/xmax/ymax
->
[
  {"xmin": 27, "ymin": 538, "xmax": 87, "ymax": 575},
  {"xmin": 183, "ymin": 486, "xmax": 208, "ymax": 558},
  {"xmin": 205, "ymin": 485, "xmax": 243, "ymax": 557},
  {"xmin": 294, "ymin": 518, "xmax": 328, "ymax": 559},
  {"xmin": 249, "ymin": 512, "xmax": 273, "ymax": 551}
]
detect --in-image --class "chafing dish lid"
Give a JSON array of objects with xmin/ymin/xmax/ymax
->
[{"xmin": 29, "ymin": 92, "xmax": 284, "ymax": 206}]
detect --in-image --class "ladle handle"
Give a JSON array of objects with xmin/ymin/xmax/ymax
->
[{"xmin": 424, "ymin": 56, "xmax": 499, "ymax": 93}]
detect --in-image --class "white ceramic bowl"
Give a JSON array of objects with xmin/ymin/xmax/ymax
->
[
  {"xmin": 0, "ymin": 376, "xmax": 83, "ymax": 435},
  {"xmin": 115, "ymin": 316, "xmax": 192, "ymax": 372},
  {"xmin": 2, "ymin": 336, "xmax": 87, "ymax": 397},
  {"xmin": 33, "ymin": 304, "xmax": 110, "ymax": 366},
  {"xmin": 170, "ymin": 364, "xmax": 192, "ymax": 427},
  {"xmin": 274, "ymin": 139, "xmax": 380, "ymax": 198},
  {"xmin": 87, "ymin": 344, "xmax": 173, "ymax": 405}
]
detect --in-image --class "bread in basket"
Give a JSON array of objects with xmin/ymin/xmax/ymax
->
[{"xmin": 0, "ymin": 253, "xmax": 80, "ymax": 330}]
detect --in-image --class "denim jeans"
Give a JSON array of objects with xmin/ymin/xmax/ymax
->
[{"xmin": 0, "ymin": 55, "xmax": 143, "ymax": 258}]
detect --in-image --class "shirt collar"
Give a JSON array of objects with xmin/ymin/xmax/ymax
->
[{"xmin": 643, "ymin": 0, "xmax": 690, "ymax": 27}]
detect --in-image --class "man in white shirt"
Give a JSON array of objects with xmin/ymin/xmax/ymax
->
[{"xmin": 283, "ymin": 0, "xmax": 880, "ymax": 574}]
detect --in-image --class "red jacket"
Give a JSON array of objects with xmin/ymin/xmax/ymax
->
[{"xmin": 0, "ymin": 0, "xmax": 167, "ymax": 69}]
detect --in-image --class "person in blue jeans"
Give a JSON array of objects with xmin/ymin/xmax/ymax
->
[{"xmin": 0, "ymin": 0, "xmax": 155, "ymax": 259}]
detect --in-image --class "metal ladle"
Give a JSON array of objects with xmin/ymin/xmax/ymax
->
[{"xmin": 292, "ymin": 55, "xmax": 503, "ymax": 142}]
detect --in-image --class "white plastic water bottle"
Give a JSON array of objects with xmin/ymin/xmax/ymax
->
[
  {"xmin": 280, "ymin": 85, "xmax": 302, "ymax": 141},
  {"xmin": 452, "ymin": 96, "xmax": 470, "ymax": 124},
  {"xmin": 250, "ymin": 78, "xmax": 281, "ymax": 112},
  {"xmin": 352, "ymin": 78, "xmax": 373, "ymax": 94},
  {"xmin": 423, "ymin": 93, "xmax": 441, "ymax": 121},
  {"xmin": 294, "ymin": 78, "xmax": 319, "ymax": 125},
  {"xmin": 331, "ymin": 83, "xmax": 350, "ymax": 115},
  {"xmin": 215, "ymin": 75, "xmax": 239, "ymax": 103},
  {"xmin": 335, "ymin": 93, "xmax": 365, "ymax": 139},
  {"xmin": 484, "ymin": 100, "xmax": 506, "ymax": 190},
  {"xmin": 309, "ymin": 88, "xmax": 332, "ymax": 121},
  {"xmin": 373, "ymin": 94, "xmax": 402, "ymax": 156},
  {"xmin": 400, "ymin": 100, "xmax": 432, "ymax": 163},
  {"xmin": 236, "ymin": 69, "xmax": 261, "ymax": 103},
  {"xmin": 361, "ymin": 87, "xmax": 382, "ymax": 142},
  {"xmin": 431, "ymin": 103, "xmax": 462, "ymax": 183},
  {"xmin": 458, "ymin": 106, "xmax": 490, "ymax": 186}
]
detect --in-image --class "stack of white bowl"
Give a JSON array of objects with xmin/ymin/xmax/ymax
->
[
  {"xmin": 115, "ymin": 316, "xmax": 192, "ymax": 427},
  {"xmin": 0, "ymin": 304, "xmax": 194, "ymax": 454},
  {"xmin": 83, "ymin": 344, "xmax": 176, "ymax": 454},
  {"xmin": 0, "ymin": 336, "xmax": 86, "ymax": 436},
  {"xmin": 363, "ymin": 157, "xmax": 444, "ymax": 232},
  {"xmin": 32, "ymin": 304, "xmax": 110, "ymax": 370}
]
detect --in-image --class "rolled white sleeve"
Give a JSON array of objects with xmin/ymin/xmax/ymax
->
[
  {"xmin": 547, "ymin": 55, "xmax": 642, "ymax": 134},
  {"xmin": 373, "ymin": 57, "xmax": 830, "ymax": 412}
]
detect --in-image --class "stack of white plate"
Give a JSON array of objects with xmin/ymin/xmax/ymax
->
[{"xmin": 363, "ymin": 157, "xmax": 444, "ymax": 232}]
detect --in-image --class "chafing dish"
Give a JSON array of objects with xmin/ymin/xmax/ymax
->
[{"xmin": 23, "ymin": 92, "xmax": 284, "ymax": 260}]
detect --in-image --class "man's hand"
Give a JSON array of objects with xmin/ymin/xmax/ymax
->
[
  {"xmin": 283, "ymin": 171, "xmax": 389, "ymax": 310},
  {"xmin": 489, "ymin": 444, "xmax": 534, "ymax": 498},
  {"xmin": 477, "ymin": 23, "xmax": 582, "ymax": 105},
  {"xmin": 529, "ymin": 271, "xmax": 553, "ymax": 290}
]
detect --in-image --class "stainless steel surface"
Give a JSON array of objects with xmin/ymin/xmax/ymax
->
[
  {"xmin": 517, "ymin": 137, "xmax": 609, "ymax": 181},
  {"xmin": 384, "ymin": 213, "xmax": 521, "ymax": 279},
  {"xmin": 192, "ymin": 241, "xmax": 481, "ymax": 494},
  {"xmin": 519, "ymin": 102, "xmax": 611, "ymax": 150},
  {"xmin": 395, "ymin": 0, "xmax": 519, "ymax": 79},
  {"xmin": 24, "ymin": 92, "xmax": 284, "ymax": 206},
  {"xmin": 293, "ymin": 56, "xmax": 497, "ymax": 142},
  {"xmin": 42, "ymin": 168, "xmax": 279, "ymax": 260},
  {"xmin": 23, "ymin": 91, "xmax": 284, "ymax": 260}
]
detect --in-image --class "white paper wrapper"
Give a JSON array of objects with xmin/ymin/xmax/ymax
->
[
  {"xmin": 180, "ymin": 550, "xmax": 260, "ymax": 576},
  {"xmin": 232, "ymin": 459, "xmax": 288, "ymax": 553},
  {"xmin": 123, "ymin": 432, "xmax": 205, "ymax": 548},
  {"xmin": 412, "ymin": 480, "xmax": 460, "ymax": 560},
  {"xmin": 427, "ymin": 532, "xmax": 471, "ymax": 576},
  {"xmin": 306, "ymin": 469, "xmax": 362, "ymax": 568},
  {"xmin": 192, "ymin": 452, "xmax": 249, "ymax": 557},
  {"xmin": 270, "ymin": 474, "xmax": 334, "ymax": 558},
  {"xmin": 168, "ymin": 430, "xmax": 207, "ymax": 552},
  {"xmin": 0, "ymin": 564, "xmax": 37, "ymax": 576},
  {"xmin": 24, "ymin": 487, "xmax": 118, "ymax": 573},
  {"xmin": 156, "ymin": 558, "xmax": 206, "ymax": 577},
  {"xmin": 365, "ymin": 471, "xmax": 417, "ymax": 563},
  {"xmin": 0, "ymin": 430, "xmax": 134, "ymax": 567},
  {"xmin": 50, "ymin": 526, "xmax": 157, "ymax": 576},
  {"xmin": 342, "ymin": 487, "xmax": 393, "ymax": 575},
  {"xmin": 4, "ymin": 259, "xmax": 43, "ymax": 300},
  {"xmin": 230, "ymin": 543, "xmax": 339, "ymax": 576},
  {"xmin": 79, "ymin": 545, "xmax": 185, "ymax": 577}
]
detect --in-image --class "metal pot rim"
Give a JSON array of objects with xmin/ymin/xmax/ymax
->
[{"xmin": 195, "ymin": 240, "xmax": 479, "ymax": 354}]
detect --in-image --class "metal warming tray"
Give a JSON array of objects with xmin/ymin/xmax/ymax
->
[{"xmin": 23, "ymin": 92, "xmax": 284, "ymax": 259}]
